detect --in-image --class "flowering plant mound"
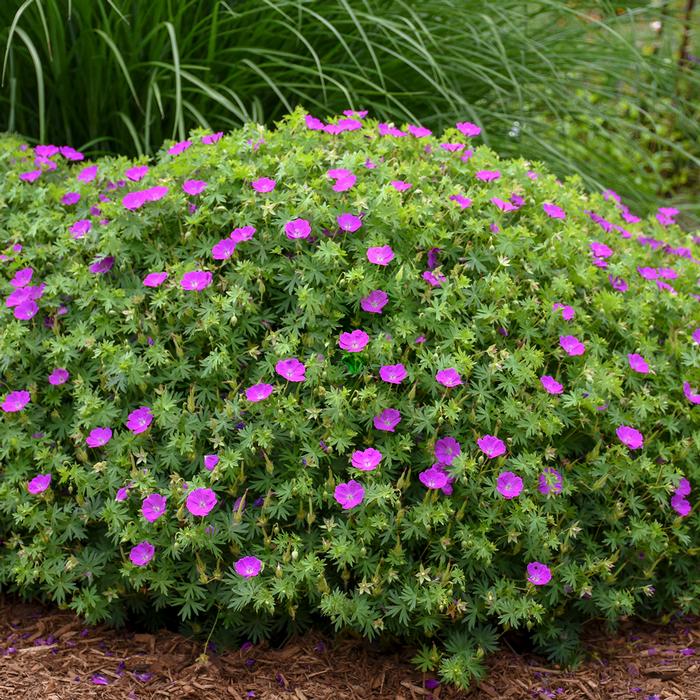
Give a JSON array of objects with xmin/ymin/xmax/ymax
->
[{"xmin": 0, "ymin": 108, "xmax": 698, "ymax": 688}]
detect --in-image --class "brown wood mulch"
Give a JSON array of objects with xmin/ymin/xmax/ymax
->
[{"xmin": 0, "ymin": 597, "xmax": 698, "ymax": 699}]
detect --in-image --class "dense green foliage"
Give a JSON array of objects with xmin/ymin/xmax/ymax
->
[
  {"xmin": 2, "ymin": 0, "xmax": 699, "ymax": 222},
  {"xmin": 0, "ymin": 110, "xmax": 699, "ymax": 687}
]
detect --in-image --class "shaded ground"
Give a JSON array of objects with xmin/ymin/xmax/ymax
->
[{"xmin": 0, "ymin": 597, "xmax": 698, "ymax": 699}]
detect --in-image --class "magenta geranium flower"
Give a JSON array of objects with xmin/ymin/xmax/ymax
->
[
  {"xmin": 182, "ymin": 179, "xmax": 207, "ymax": 196},
  {"xmin": 367, "ymin": 245, "xmax": 394, "ymax": 265},
  {"xmin": 379, "ymin": 363, "xmax": 407, "ymax": 384},
  {"xmin": 423, "ymin": 270, "xmax": 446, "ymax": 287},
  {"xmin": 373, "ymin": 408, "xmax": 401, "ymax": 432},
  {"xmin": 204, "ymin": 454, "xmax": 219, "ymax": 471},
  {"xmin": 201, "ymin": 132, "xmax": 223, "ymax": 144},
  {"xmin": 59, "ymin": 146, "xmax": 83, "ymax": 160},
  {"xmin": 20, "ymin": 169, "xmax": 42, "ymax": 182},
  {"xmin": 1, "ymin": 390, "xmax": 30, "ymax": 413},
  {"xmin": 637, "ymin": 266, "xmax": 658, "ymax": 280},
  {"xmin": 553, "ymin": 302, "xmax": 574, "ymax": 321},
  {"xmin": 326, "ymin": 168, "xmax": 352, "ymax": 179},
  {"xmin": 69, "ymin": 219, "xmax": 92, "ymax": 239},
  {"xmin": 497, "ymin": 471, "xmax": 523, "ymax": 499},
  {"xmin": 180, "ymin": 270, "xmax": 213, "ymax": 291},
  {"xmin": 306, "ymin": 114, "xmax": 325, "ymax": 130},
  {"xmin": 590, "ymin": 241, "xmax": 613, "ymax": 258},
  {"xmin": 77, "ymin": 165, "xmax": 97, "ymax": 183},
  {"xmin": 235, "ymin": 556, "xmax": 262, "ymax": 578},
  {"xmin": 436, "ymin": 368, "xmax": 462, "ymax": 387},
  {"xmin": 122, "ymin": 186, "xmax": 168, "ymax": 210},
  {"xmin": 390, "ymin": 180, "xmax": 412, "ymax": 191},
  {"xmin": 656, "ymin": 280, "xmax": 677, "ymax": 295},
  {"xmin": 89, "ymin": 257, "xmax": 114, "ymax": 274},
  {"xmin": 671, "ymin": 494, "xmax": 692, "ymax": 517},
  {"xmin": 275, "ymin": 357, "xmax": 306, "ymax": 382},
  {"xmin": 141, "ymin": 494, "xmax": 167, "ymax": 522},
  {"xmin": 435, "ymin": 437, "xmax": 461, "ymax": 465},
  {"xmin": 510, "ymin": 193, "xmax": 526, "ymax": 208},
  {"xmin": 14, "ymin": 300, "xmax": 38, "ymax": 320},
  {"xmin": 10, "ymin": 267, "xmax": 33, "ymax": 288},
  {"xmin": 285, "ymin": 218, "xmax": 311, "ymax": 240},
  {"xmin": 339, "ymin": 330, "xmax": 370, "ymax": 352},
  {"xmin": 9, "ymin": 283, "xmax": 45, "ymax": 306},
  {"xmin": 540, "ymin": 375, "xmax": 564, "ymax": 395},
  {"xmin": 491, "ymin": 197, "xmax": 516, "ymax": 212},
  {"xmin": 61, "ymin": 191, "xmax": 81, "ymax": 206},
  {"xmin": 322, "ymin": 122, "xmax": 347, "ymax": 135},
  {"xmin": 116, "ymin": 485, "xmax": 131, "ymax": 502},
  {"xmin": 475, "ymin": 170, "xmax": 500, "ymax": 182},
  {"xmin": 351, "ymin": 448, "xmax": 382, "ymax": 471},
  {"xmin": 656, "ymin": 207, "xmax": 678, "ymax": 226},
  {"xmin": 48, "ymin": 368, "xmax": 70, "ymax": 386},
  {"xmin": 440, "ymin": 476, "xmax": 455, "ymax": 496},
  {"xmin": 251, "ymin": 177, "xmax": 276, "ymax": 193},
  {"xmin": 230, "ymin": 225, "xmax": 256, "ymax": 243},
  {"xmin": 692, "ymin": 328, "xmax": 700, "ymax": 345},
  {"xmin": 440, "ymin": 143, "xmax": 465, "ymax": 152},
  {"xmin": 608, "ymin": 275, "xmax": 628, "ymax": 293},
  {"xmin": 427, "ymin": 247, "xmax": 440, "ymax": 269},
  {"xmin": 360, "ymin": 289, "xmax": 388, "ymax": 314},
  {"xmin": 419, "ymin": 466, "xmax": 449, "ymax": 490},
  {"xmin": 683, "ymin": 382, "xmax": 700, "ymax": 405},
  {"xmin": 86, "ymin": 427, "xmax": 112, "ymax": 448},
  {"xmin": 334, "ymin": 116, "xmax": 363, "ymax": 131},
  {"xmin": 125, "ymin": 165, "xmax": 149, "ymax": 181},
  {"xmin": 477, "ymin": 435, "xmax": 506, "ymax": 459},
  {"xmin": 28, "ymin": 473, "xmax": 52, "ymax": 494},
  {"xmin": 337, "ymin": 213, "xmax": 362, "ymax": 233},
  {"xmin": 149, "ymin": 185, "xmax": 169, "ymax": 201},
  {"xmin": 126, "ymin": 406, "xmax": 153, "ymax": 434},
  {"xmin": 334, "ymin": 480, "xmax": 365, "ymax": 510},
  {"xmin": 408, "ymin": 124, "xmax": 432, "ymax": 137},
  {"xmin": 560, "ymin": 335, "xmax": 585, "ymax": 356},
  {"xmin": 543, "ymin": 203, "xmax": 566, "ymax": 219},
  {"xmin": 449, "ymin": 194, "xmax": 472, "ymax": 209},
  {"xmin": 186, "ymin": 488, "xmax": 217, "ymax": 517},
  {"xmin": 527, "ymin": 562, "xmax": 552, "ymax": 586},
  {"xmin": 333, "ymin": 174, "xmax": 357, "ymax": 192},
  {"xmin": 212, "ymin": 238, "xmax": 237, "ymax": 260},
  {"xmin": 456, "ymin": 121, "xmax": 481, "ymax": 137},
  {"xmin": 628, "ymin": 354, "xmax": 650, "ymax": 374},
  {"xmin": 659, "ymin": 206, "xmax": 679, "ymax": 217},
  {"xmin": 327, "ymin": 168, "xmax": 356, "ymax": 192},
  {"xmin": 168, "ymin": 139, "xmax": 191, "ymax": 156},
  {"xmin": 143, "ymin": 272, "xmax": 168, "ymax": 287},
  {"xmin": 616, "ymin": 425, "xmax": 644, "ymax": 450},
  {"xmin": 676, "ymin": 478, "xmax": 691, "ymax": 497},
  {"xmin": 383, "ymin": 122, "xmax": 410, "ymax": 136},
  {"xmin": 35, "ymin": 144, "xmax": 58, "ymax": 157},
  {"xmin": 246, "ymin": 383, "xmax": 274, "ymax": 402},
  {"xmin": 129, "ymin": 541, "xmax": 155, "ymax": 566},
  {"xmin": 538, "ymin": 468, "xmax": 563, "ymax": 495}
]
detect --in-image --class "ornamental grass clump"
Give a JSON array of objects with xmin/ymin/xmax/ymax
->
[{"xmin": 0, "ymin": 108, "xmax": 699, "ymax": 688}]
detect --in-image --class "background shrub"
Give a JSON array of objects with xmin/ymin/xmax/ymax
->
[
  {"xmin": 1, "ymin": 0, "xmax": 699, "ymax": 222},
  {"xmin": 0, "ymin": 109, "xmax": 699, "ymax": 687}
]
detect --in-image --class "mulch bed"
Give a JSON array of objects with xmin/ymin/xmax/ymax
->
[{"xmin": 0, "ymin": 597, "xmax": 698, "ymax": 699}]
